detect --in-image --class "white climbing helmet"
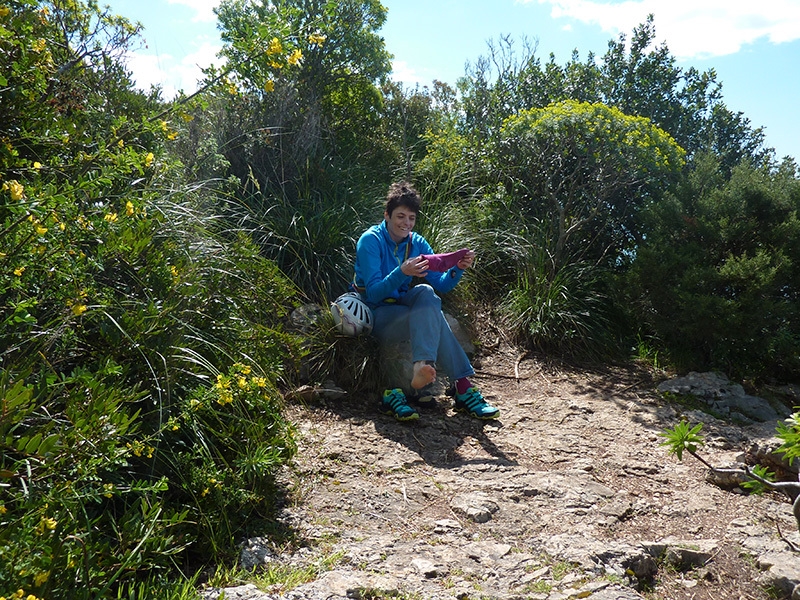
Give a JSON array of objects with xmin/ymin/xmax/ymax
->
[{"xmin": 330, "ymin": 292, "xmax": 373, "ymax": 336}]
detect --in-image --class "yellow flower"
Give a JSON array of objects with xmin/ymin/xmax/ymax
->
[
  {"xmin": 269, "ymin": 60, "xmax": 283, "ymax": 70},
  {"xmin": 36, "ymin": 517, "xmax": 57, "ymax": 534},
  {"xmin": 117, "ymin": 139, "xmax": 124, "ymax": 148},
  {"xmin": 237, "ymin": 376, "xmax": 247, "ymax": 389},
  {"xmin": 126, "ymin": 441, "xmax": 139, "ymax": 456},
  {"xmin": 0, "ymin": 6, "xmax": 10, "ymax": 18},
  {"xmin": 104, "ymin": 212, "xmax": 118, "ymax": 223},
  {"xmin": 3, "ymin": 180, "xmax": 24, "ymax": 201},
  {"xmin": 126, "ymin": 201, "xmax": 134, "ymax": 216},
  {"xmin": 0, "ymin": 504, "xmax": 6, "ymax": 514},
  {"xmin": 13, "ymin": 266, "xmax": 25, "ymax": 276},
  {"xmin": 33, "ymin": 161, "xmax": 42, "ymax": 169},
  {"xmin": 167, "ymin": 130, "xmax": 178, "ymax": 140},
  {"xmin": 35, "ymin": 224, "xmax": 47, "ymax": 235},
  {"xmin": 308, "ymin": 33, "xmax": 326, "ymax": 47},
  {"xmin": 252, "ymin": 376, "xmax": 267, "ymax": 388},
  {"xmin": 264, "ymin": 79, "xmax": 275, "ymax": 93},
  {"xmin": 287, "ymin": 49, "xmax": 302, "ymax": 66},
  {"xmin": 170, "ymin": 265, "xmax": 179, "ymax": 278},
  {"xmin": 267, "ymin": 37, "xmax": 282, "ymax": 55},
  {"xmin": 145, "ymin": 152, "xmax": 154, "ymax": 167},
  {"xmin": 32, "ymin": 39, "xmax": 46, "ymax": 52},
  {"xmin": 201, "ymin": 487, "xmax": 210, "ymax": 497},
  {"xmin": 33, "ymin": 571, "xmax": 50, "ymax": 586},
  {"xmin": 180, "ymin": 112, "xmax": 194, "ymax": 122},
  {"xmin": 71, "ymin": 303, "xmax": 87, "ymax": 316},
  {"xmin": 159, "ymin": 120, "xmax": 169, "ymax": 132}
]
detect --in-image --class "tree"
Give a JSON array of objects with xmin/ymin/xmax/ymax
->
[
  {"xmin": 629, "ymin": 155, "xmax": 800, "ymax": 380},
  {"xmin": 599, "ymin": 15, "xmax": 771, "ymax": 168},
  {"xmin": 495, "ymin": 100, "xmax": 686, "ymax": 272},
  {"xmin": 211, "ymin": 0, "xmax": 393, "ymax": 195},
  {"xmin": 449, "ymin": 17, "xmax": 770, "ymax": 181}
]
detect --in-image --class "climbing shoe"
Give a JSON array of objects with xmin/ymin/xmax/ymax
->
[
  {"xmin": 454, "ymin": 387, "xmax": 499, "ymax": 420},
  {"xmin": 408, "ymin": 383, "xmax": 437, "ymax": 408},
  {"xmin": 381, "ymin": 388, "xmax": 419, "ymax": 421}
]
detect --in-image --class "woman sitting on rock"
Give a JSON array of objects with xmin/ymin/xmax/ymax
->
[{"xmin": 351, "ymin": 181, "xmax": 499, "ymax": 422}]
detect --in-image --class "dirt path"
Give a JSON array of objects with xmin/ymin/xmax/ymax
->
[{"xmin": 210, "ymin": 345, "xmax": 800, "ymax": 600}]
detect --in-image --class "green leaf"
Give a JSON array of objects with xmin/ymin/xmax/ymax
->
[
  {"xmin": 38, "ymin": 433, "xmax": 61, "ymax": 456},
  {"xmin": 24, "ymin": 432, "xmax": 42, "ymax": 454}
]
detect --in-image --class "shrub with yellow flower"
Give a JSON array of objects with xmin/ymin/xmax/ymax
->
[
  {"xmin": 2, "ymin": 180, "xmax": 24, "ymax": 201},
  {"xmin": 266, "ymin": 37, "xmax": 282, "ymax": 55},
  {"xmin": 287, "ymin": 49, "xmax": 302, "ymax": 66},
  {"xmin": 308, "ymin": 33, "xmax": 326, "ymax": 47}
]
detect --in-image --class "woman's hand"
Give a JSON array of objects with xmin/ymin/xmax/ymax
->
[
  {"xmin": 457, "ymin": 250, "xmax": 475, "ymax": 270},
  {"xmin": 401, "ymin": 256, "xmax": 429, "ymax": 277}
]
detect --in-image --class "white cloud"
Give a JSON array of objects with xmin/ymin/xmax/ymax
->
[
  {"xmin": 527, "ymin": 0, "xmax": 800, "ymax": 59},
  {"xmin": 390, "ymin": 59, "xmax": 432, "ymax": 86},
  {"xmin": 125, "ymin": 41, "xmax": 223, "ymax": 99},
  {"xmin": 167, "ymin": 0, "xmax": 220, "ymax": 23}
]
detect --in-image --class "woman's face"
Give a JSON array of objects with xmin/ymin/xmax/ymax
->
[{"xmin": 384, "ymin": 205, "xmax": 417, "ymax": 243}]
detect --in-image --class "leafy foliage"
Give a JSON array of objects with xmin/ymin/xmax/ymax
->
[
  {"xmin": 212, "ymin": 0, "xmax": 393, "ymax": 198},
  {"xmin": 659, "ymin": 421, "xmax": 705, "ymax": 462},
  {"xmin": 776, "ymin": 410, "xmax": 800, "ymax": 466},
  {"xmin": 1, "ymin": 1, "xmax": 299, "ymax": 597},
  {"xmin": 629, "ymin": 156, "xmax": 800, "ymax": 380},
  {"xmin": 495, "ymin": 100, "xmax": 686, "ymax": 271}
]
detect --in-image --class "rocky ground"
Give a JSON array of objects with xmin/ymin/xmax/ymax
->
[{"xmin": 204, "ymin": 344, "xmax": 800, "ymax": 600}]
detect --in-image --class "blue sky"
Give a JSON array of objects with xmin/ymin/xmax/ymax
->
[{"xmin": 110, "ymin": 0, "xmax": 800, "ymax": 162}]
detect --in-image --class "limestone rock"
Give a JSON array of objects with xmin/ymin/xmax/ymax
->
[
  {"xmin": 657, "ymin": 371, "xmax": 787, "ymax": 422},
  {"xmin": 450, "ymin": 491, "xmax": 500, "ymax": 523}
]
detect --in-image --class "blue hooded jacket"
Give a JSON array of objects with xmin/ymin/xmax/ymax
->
[{"xmin": 353, "ymin": 220, "xmax": 464, "ymax": 307}]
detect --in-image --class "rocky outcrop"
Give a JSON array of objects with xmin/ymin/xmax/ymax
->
[{"xmin": 657, "ymin": 371, "xmax": 789, "ymax": 423}]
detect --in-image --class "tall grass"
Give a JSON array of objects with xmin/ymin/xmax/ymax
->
[
  {"xmin": 499, "ymin": 253, "xmax": 614, "ymax": 358},
  {"xmin": 413, "ymin": 184, "xmax": 620, "ymax": 359},
  {"xmin": 234, "ymin": 179, "xmax": 385, "ymax": 303},
  {"xmin": 1, "ymin": 179, "xmax": 301, "ymax": 598}
]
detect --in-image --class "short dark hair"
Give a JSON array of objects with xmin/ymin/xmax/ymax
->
[{"xmin": 385, "ymin": 181, "xmax": 421, "ymax": 216}]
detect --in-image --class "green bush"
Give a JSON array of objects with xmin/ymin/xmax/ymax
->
[
  {"xmin": 629, "ymin": 157, "xmax": 800, "ymax": 380},
  {"xmin": 1, "ymin": 2, "xmax": 302, "ymax": 596},
  {"xmin": 1, "ymin": 186, "xmax": 301, "ymax": 597}
]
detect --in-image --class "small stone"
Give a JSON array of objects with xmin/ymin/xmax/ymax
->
[{"xmin": 411, "ymin": 558, "xmax": 439, "ymax": 578}]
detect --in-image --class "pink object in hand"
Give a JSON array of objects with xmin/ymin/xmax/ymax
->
[{"xmin": 421, "ymin": 248, "xmax": 469, "ymax": 272}]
